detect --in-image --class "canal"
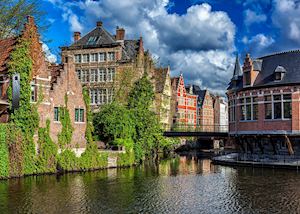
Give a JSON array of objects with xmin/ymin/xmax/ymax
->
[{"xmin": 1, "ymin": 153, "xmax": 300, "ymax": 214}]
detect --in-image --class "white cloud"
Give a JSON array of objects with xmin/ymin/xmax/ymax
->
[
  {"xmin": 244, "ymin": 9, "xmax": 267, "ymax": 26},
  {"xmin": 47, "ymin": 0, "xmax": 236, "ymax": 93},
  {"xmin": 42, "ymin": 43, "xmax": 57, "ymax": 63}
]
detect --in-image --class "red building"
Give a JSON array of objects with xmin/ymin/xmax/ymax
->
[
  {"xmin": 171, "ymin": 74, "xmax": 197, "ymax": 130},
  {"xmin": 227, "ymin": 53, "xmax": 300, "ymax": 155}
]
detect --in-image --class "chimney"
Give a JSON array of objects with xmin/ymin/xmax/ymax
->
[
  {"xmin": 116, "ymin": 26, "xmax": 125, "ymax": 40},
  {"xmin": 74, "ymin": 32, "xmax": 81, "ymax": 42},
  {"xmin": 96, "ymin": 21, "xmax": 103, "ymax": 27}
]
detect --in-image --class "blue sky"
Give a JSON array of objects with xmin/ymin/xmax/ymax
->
[{"xmin": 40, "ymin": 0, "xmax": 300, "ymax": 93}]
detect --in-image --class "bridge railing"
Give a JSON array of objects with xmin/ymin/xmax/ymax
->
[{"xmin": 168, "ymin": 124, "xmax": 228, "ymax": 133}]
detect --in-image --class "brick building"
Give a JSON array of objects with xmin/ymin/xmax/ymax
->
[
  {"xmin": 61, "ymin": 21, "xmax": 146, "ymax": 110},
  {"xmin": 0, "ymin": 17, "xmax": 87, "ymax": 148},
  {"xmin": 171, "ymin": 74, "xmax": 197, "ymax": 130},
  {"xmin": 227, "ymin": 52, "xmax": 300, "ymax": 155},
  {"xmin": 153, "ymin": 66, "xmax": 172, "ymax": 130}
]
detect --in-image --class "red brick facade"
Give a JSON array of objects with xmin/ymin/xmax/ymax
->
[{"xmin": 171, "ymin": 74, "xmax": 197, "ymax": 128}]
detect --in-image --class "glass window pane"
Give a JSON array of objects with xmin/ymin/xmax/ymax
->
[
  {"xmin": 274, "ymin": 102, "xmax": 282, "ymax": 119},
  {"xmin": 273, "ymin": 95, "xmax": 281, "ymax": 101},
  {"xmin": 240, "ymin": 105, "xmax": 245, "ymax": 120},
  {"xmin": 75, "ymin": 108, "xmax": 79, "ymax": 122},
  {"xmin": 265, "ymin": 103, "xmax": 272, "ymax": 119},
  {"xmin": 284, "ymin": 102, "xmax": 292, "ymax": 119},
  {"xmin": 252, "ymin": 97, "xmax": 258, "ymax": 103},
  {"xmin": 264, "ymin": 95, "xmax": 271, "ymax": 101},
  {"xmin": 253, "ymin": 104, "xmax": 258, "ymax": 120},
  {"xmin": 283, "ymin": 94, "xmax": 291, "ymax": 100},
  {"xmin": 246, "ymin": 97, "xmax": 251, "ymax": 103},
  {"xmin": 246, "ymin": 104, "xmax": 251, "ymax": 120}
]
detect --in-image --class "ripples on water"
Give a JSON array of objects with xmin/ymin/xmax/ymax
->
[{"xmin": 1, "ymin": 153, "xmax": 300, "ymax": 214}]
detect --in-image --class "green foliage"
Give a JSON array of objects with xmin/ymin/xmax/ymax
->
[
  {"xmin": 0, "ymin": 125, "xmax": 9, "ymax": 178},
  {"xmin": 36, "ymin": 120, "xmax": 58, "ymax": 173},
  {"xmin": 7, "ymin": 38, "xmax": 39, "ymax": 176},
  {"xmin": 93, "ymin": 102, "xmax": 135, "ymax": 144},
  {"xmin": 117, "ymin": 149, "xmax": 135, "ymax": 167},
  {"xmin": 58, "ymin": 94, "xmax": 74, "ymax": 148},
  {"xmin": 0, "ymin": 0, "xmax": 46, "ymax": 39},
  {"xmin": 57, "ymin": 149, "xmax": 79, "ymax": 171},
  {"xmin": 79, "ymin": 143, "xmax": 108, "ymax": 170},
  {"xmin": 83, "ymin": 87, "xmax": 94, "ymax": 143}
]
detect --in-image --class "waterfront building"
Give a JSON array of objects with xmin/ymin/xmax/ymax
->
[
  {"xmin": 153, "ymin": 66, "xmax": 172, "ymax": 130},
  {"xmin": 227, "ymin": 53, "xmax": 300, "ymax": 155},
  {"xmin": 60, "ymin": 21, "xmax": 146, "ymax": 111},
  {"xmin": 188, "ymin": 85, "xmax": 215, "ymax": 132},
  {"xmin": 0, "ymin": 16, "xmax": 87, "ymax": 147},
  {"xmin": 213, "ymin": 96, "xmax": 228, "ymax": 132},
  {"xmin": 170, "ymin": 74, "xmax": 197, "ymax": 129}
]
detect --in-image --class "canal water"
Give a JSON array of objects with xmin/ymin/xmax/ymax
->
[{"xmin": 1, "ymin": 153, "xmax": 300, "ymax": 214}]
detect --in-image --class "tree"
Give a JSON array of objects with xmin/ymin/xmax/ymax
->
[
  {"xmin": 0, "ymin": 0, "xmax": 45, "ymax": 39},
  {"xmin": 93, "ymin": 102, "xmax": 135, "ymax": 145}
]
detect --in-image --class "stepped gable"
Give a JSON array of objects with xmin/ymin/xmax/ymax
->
[
  {"xmin": 154, "ymin": 67, "xmax": 169, "ymax": 93},
  {"xmin": 0, "ymin": 38, "xmax": 17, "ymax": 73},
  {"xmin": 49, "ymin": 64, "xmax": 63, "ymax": 88}
]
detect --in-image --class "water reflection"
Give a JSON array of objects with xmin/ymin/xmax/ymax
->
[{"xmin": 0, "ymin": 153, "xmax": 300, "ymax": 213}]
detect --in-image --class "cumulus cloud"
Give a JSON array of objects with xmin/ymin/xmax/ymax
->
[
  {"xmin": 46, "ymin": 0, "xmax": 236, "ymax": 94},
  {"xmin": 244, "ymin": 9, "xmax": 267, "ymax": 26},
  {"xmin": 242, "ymin": 34, "xmax": 274, "ymax": 56},
  {"xmin": 272, "ymin": 0, "xmax": 300, "ymax": 44},
  {"xmin": 42, "ymin": 43, "xmax": 57, "ymax": 63}
]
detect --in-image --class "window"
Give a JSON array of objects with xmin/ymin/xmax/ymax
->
[
  {"xmin": 252, "ymin": 97, "xmax": 258, "ymax": 120},
  {"xmin": 81, "ymin": 70, "xmax": 89, "ymax": 83},
  {"xmin": 98, "ymin": 68, "xmax": 106, "ymax": 82},
  {"xmin": 99, "ymin": 89, "xmax": 107, "ymax": 104},
  {"xmin": 82, "ymin": 54, "xmax": 89, "ymax": 63},
  {"xmin": 76, "ymin": 70, "xmax": 81, "ymax": 81},
  {"xmin": 75, "ymin": 54, "xmax": 81, "ymax": 63},
  {"xmin": 275, "ymin": 72, "xmax": 282, "ymax": 81},
  {"xmin": 75, "ymin": 108, "xmax": 84, "ymax": 122},
  {"xmin": 107, "ymin": 88, "xmax": 114, "ymax": 103},
  {"xmin": 245, "ymin": 71, "xmax": 251, "ymax": 85},
  {"xmin": 90, "ymin": 53, "xmax": 98, "ymax": 62},
  {"xmin": 107, "ymin": 52, "xmax": 115, "ymax": 61},
  {"xmin": 246, "ymin": 98, "xmax": 251, "ymax": 120},
  {"xmin": 273, "ymin": 100, "xmax": 282, "ymax": 119},
  {"xmin": 31, "ymin": 84, "xmax": 36, "ymax": 102},
  {"xmin": 229, "ymin": 99, "xmax": 236, "ymax": 122},
  {"xmin": 54, "ymin": 107, "xmax": 59, "ymax": 121},
  {"xmin": 90, "ymin": 69, "xmax": 97, "ymax": 83},
  {"xmin": 99, "ymin": 53, "xmax": 106, "ymax": 62},
  {"xmin": 264, "ymin": 95, "xmax": 272, "ymax": 119},
  {"xmin": 283, "ymin": 94, "xmax": 292, "ymax": 119},
  {"xmin": 107, "ymin": 68, "xmax": 115, "ymax": 82},
  {"xmin": 87, "ymin": 37, "xmax": 98, "ymax": 45},
  {"xmin": 239, "ymin": 98, "xmax": 246, "ymax": 121}
]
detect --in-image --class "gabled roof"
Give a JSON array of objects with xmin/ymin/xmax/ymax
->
[
  {"xmin": 0, "ymin": 38, "xmax": 17, "ymax": 73},
  {"xmin": 188, "ymin": 84, "xmax": 208, "ymax": 107},
  {"xmin": 121, "ymin": 40, "xmax": 140, "ymax": 61},
  {"xmin": 71, "ymin": 26, "xmax": 117, "ymax": 48},
  {"xmin": 171, "ymin": 77, "xmax": 180, "ymax": 90}
]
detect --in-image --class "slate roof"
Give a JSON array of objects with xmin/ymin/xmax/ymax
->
[
  {"xmin": 187, "ymin": 85, "xmax": 207, "ymax": 107},
  {"xmin": 228, "ymin": 50, "xmax": 300, "ymax": 91},
  {"xmin": 0, "ymin": 38, "xmax": 17, "ymax": 73},
  {"xmin": 232, "ymin": 55, "xmax": 242, "ymax": 80},
  {"xmin": 63, "ymin": 25, "xmax": 141, "ymax": 62},
  {"xmin": 71, "ymin": 26, "xmax": 117, "ymax": 48},
  {"xmin": 154, "ymin": 67, "xmax": 169, "ymax": 93}
]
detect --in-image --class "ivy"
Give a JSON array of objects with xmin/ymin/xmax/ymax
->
[
  {"xmin": 79, "ymin": 143, "xmax": 108, "ymax": 170},
  {"xmin": 36, "ymin": 120, "xmax": 58, "ymax": 173},
  {"xmin": 58, "ymin": 94, "xmax": 74, "ymax": 148},
  {"xmin": 83, "ymin": 87, "xmax": 94, "ymax": 143},
  {"xmin": 7, "ymin": 38, "xmax": 39, "ymax": 175},
  {"xmin": 0, "ymin": 125, "xmax": 9, "ymax": 178},
  {"xmin": 57, "ymin": 149, "xmax": 79, "ymax": 172}
]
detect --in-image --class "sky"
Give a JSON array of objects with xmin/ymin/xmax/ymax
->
[{"xmin": 40, "ymin": 0, "xmax": 300, "ymax": 94}]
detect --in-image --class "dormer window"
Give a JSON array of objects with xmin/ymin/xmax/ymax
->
[{"xmin": 274, "ymin": 66, "xmax": 286, "ymax": 81}]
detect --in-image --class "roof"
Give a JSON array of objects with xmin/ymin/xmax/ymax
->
[
  {"xmin": 254, "ymin": 51, "xmax": 300, "ymax": 87},
  {"xmin": 171, "ymin": 77, "xmax": 180, "ymax": 89},
  {"xmin": 0, "ymin": 38, "xmax": 17, "ymax": 73},
  {"xmin": 154, "ymin": 67, "xmax": 169, "ymax": 93},
  {"xmin": 71, "ymin": 26, "xmax": 117, "ymax": 48},
  {"xmin": 228, "ymin": 50, "xmax": 300, "ymax": 91},
  {"xmin": 231, "ymin": 55, "xmax": 242, "ymax": 81},
  {"xmin": 122, "ymin": 40, "xmax": 140, "ymax": 61},
  {"xmin": 188, "ymin": 85, "xmax": 207, "ymax": 107}
]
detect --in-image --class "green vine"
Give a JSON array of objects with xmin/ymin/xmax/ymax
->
[
  {"xmin": 83, "ymin": 87, "xmax": 94, "ymax": 143},
  {"xmin": 36, "ymin": 120, "xmax": 58, "ymax": 173},
  {"xmin": 0, "ymin": 125, "xmax": 9, "ymax": 178},
  {"xmin": 58, "ymin": 94, "xmax": 74, "ymax": 148},
  {"xmin": 7, "ymin": 38, "xmax": 39, "ymax": 175}
]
